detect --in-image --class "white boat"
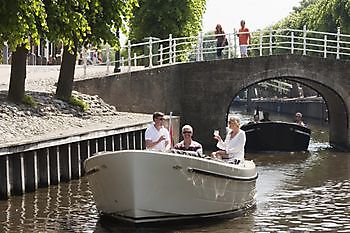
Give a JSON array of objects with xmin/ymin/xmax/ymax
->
[{"xmin": 84, "ymin": 149, "xmax": 258, "ymax": 223}]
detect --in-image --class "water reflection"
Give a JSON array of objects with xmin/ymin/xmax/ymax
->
[{"xmin": 0, "ymin": 111, "xmax": 349, "ymax": 232}]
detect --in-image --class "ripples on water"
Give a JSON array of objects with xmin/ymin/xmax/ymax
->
[{"xmin": 0, "ymin": 112, "xmax": 349, "ymax": 232}]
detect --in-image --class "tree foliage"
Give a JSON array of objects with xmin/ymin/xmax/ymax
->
[
  {"xmin": 0, "ymin": 0, "xmax": 47, "ymax": 103},
  {"xmin": 128, "ymin": 0, "xmax": 206, "ymax": 42},
  {"xmin": 86, "ymin": 0, "xmax": 137, "ymax": 47},
  {"xmin": 275, "ymin": 0, "xmax": 350, "ymax": 34},
  {"xmin": 43, "ymin": 0, "xmax": 136, "ymax": 101},
  {"xmin": 0, "ymin": 0, "xmax": 47, "ymax": 50}
]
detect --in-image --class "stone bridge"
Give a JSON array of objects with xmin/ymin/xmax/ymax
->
[{"xmin": 74, "ymin": 54, "xmax": 350, "ymax": 150}]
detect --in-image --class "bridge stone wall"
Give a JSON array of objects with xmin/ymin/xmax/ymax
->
[
  {"xmin": 74, "ymin": 65, "xmax": 183, "ymax": 114},
  {"xmin": 75, "ymin": 54, "xmax": 350, "ymax": 150}
]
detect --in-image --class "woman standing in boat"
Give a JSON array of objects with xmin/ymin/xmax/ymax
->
[{"xmin": 211, "ymin": 116, "xmax": 246, "ymax": 164}]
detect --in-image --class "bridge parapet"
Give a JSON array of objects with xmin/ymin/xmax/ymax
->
[{"xmin": 70, "ymin": 26, "xmax": 350, "ymax": 78}]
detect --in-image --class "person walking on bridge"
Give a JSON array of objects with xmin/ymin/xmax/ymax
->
[
  {"xmin": 215, "ymin": 24, "xmax": 227, "ymax": 59},
  {"xmin": 238, "ymin": 20, "xmax": 251, "ymax": 58}
]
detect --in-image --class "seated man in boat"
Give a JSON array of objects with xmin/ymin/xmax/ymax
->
[
  {"xmin": 247, "ymin": 114, "xmax": 260, "ymax": 124},
  {"xmin": 211, "ymin": 116, "xmax": 246, "ymax": 164},
  {"xmin": 294, "ymin": 112, "xmax": 306, "ymax": 127},
  {"xmin": 145, "ymin": 112, "xmax": 170, "ymax": 152},
  {"xmin": 174, "ymin": 125, "xmax": 203, "ymax": 156}
]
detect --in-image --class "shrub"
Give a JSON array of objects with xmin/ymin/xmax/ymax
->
[
  {"xmin": 69, "ymin": 96, "xmax": 89, "ymax": 112},
  {"xmin": 22, "ymin": 95, "xmax": 37, "ymax": 108}
]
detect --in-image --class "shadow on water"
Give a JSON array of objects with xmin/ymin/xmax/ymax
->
[
  {"xmin": 93, "ymin": 213, "xmax": 251, "ymax": 233},
  {"xmin": 92, "ymin": 202, "xmax": 266, "ymax": 233}
]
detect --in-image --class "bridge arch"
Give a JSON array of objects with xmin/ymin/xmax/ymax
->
[
  {"xmin": 233, "ymin": 68, "xmax": 349, "ymax": 149},
  {"xmin": 74, "ymin": 54, "xmax": 350, "ymax": 150}
]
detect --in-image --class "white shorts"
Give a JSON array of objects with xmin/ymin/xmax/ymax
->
[{"xmin": 240, "ymin": 45, "xmax": 248, "ymax": 56}]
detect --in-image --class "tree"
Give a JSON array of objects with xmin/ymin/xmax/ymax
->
[
  {"xmin": 44, "ymin": 0, "xmax": 136, "ymax": 101},
  {"xmin": 276, "ymin": 0, "xmax": 350, "ymax": 34},
  {"xmin": 44, "ymin": 0, "xmax": 90, "ymax": 101},
  {"xmin": 128, "ymin": 0, "xmax": 206, "ymax": 42},
  {"xmin": 0, "ymin": 0, "xmax": 47, "ymax": 103}
]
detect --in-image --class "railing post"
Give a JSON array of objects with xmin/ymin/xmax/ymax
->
[
  {"xmin": 106, "ymin": 44, "xmax": 110, "ymax": 73},
  {"xmin": 233, "ymin": 29, "xmax": 237, "ymax": 58},
  {"xmin": 159, "ymin": 44, "xmax": 163, "ymax": 66},
  {"xmin": 259, "ymin": 30, "xmax": 262, "ymax": 56},
  {"xmin": 114, "ymin": 47, "xmax": 121, "ymax": 73},
  {"xmin": 196, "ymin": 33, "xmax": 201, "ymax": 61},
  {"xmin": 121, "ymin": 57, "xmax": 124, "ymax": 70},
  {"xmin": 303, "ymin": 25, "xmax": 307, "ymax": 55},
  {"xmin": 324, "ymin": 35, "xmax": 327, "ymax": 58},
  {"xmin": 128, "ymin": 40, "xmax": 131, "ymax": 72},
  {"xmin": 134, "ymin": 53, "xmax": 137, "ymax": 66},
  {"xmin": 148, "ymin": 37, "xmax": 153, "ymax": 68},
  {"xmin": 228, "ymin": 33, "xmax": 231, "ymax": 59},
  {"xmin": 269, "ymin": 27, "xmax": 273, "ymax": 55},
  {"xmin": 169, "ymin": 34, "xmax": 173, "ymax": 64},
  {"xmin": 82, "ymin": 47, "xmax": 87, "ymax": 78},
  {"xmin": 291, "ymin": 31, "xmax": 294, "ymax": 54},
  {"xmin": 199, "ymin": 32, "xmax": 204, "ymax": 61},
  {"xmin": 336, "ymin": 27, "xmax": 340, "ymax": 59},
  {"xmin": 3, "ymin": 42, "xmax": 9, "ymax": 64},
  {"xmin": 173, "ymin": 40, "xmax": 177, "ymax": 63}
]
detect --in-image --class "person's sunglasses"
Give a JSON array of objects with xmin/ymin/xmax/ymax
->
[{"xmin": 183, "ymin": 131, "xmax": 192, "ymax": 134}]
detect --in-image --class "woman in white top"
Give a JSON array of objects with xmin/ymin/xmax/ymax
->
[{"xmin": 211, "ymin": 116, "xmax": 246, "ymax": 164}]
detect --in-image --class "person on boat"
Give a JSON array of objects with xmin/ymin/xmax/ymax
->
[
  {"xmin": 174, "ymin": 125, "xmax": 203, "ymax": 155},
  {"xmin": 248, "ymin": 114, "xmax": 260, "ymax": 124},
  {"xmin": 260, "ymin": 112, "xmax": 271, "ymax": 122},
  {"xmin": 145, "ymin": 112, "xmax": 170, "ymax": 152},
  {"xmin": 294, "ymin": 112, "xmax": 306, "ymax": 127},
  {"xmin": 211, "ymin": 116, "xmax": 246, "ymax": 164}
]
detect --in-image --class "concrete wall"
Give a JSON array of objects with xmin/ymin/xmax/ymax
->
[{"xmin": 75, "ymin": 54, "xmax": 350, "ymax": 150}]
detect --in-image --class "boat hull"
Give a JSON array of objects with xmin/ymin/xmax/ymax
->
[
  {"xmin": 241, "ymin": 121, "xmax": 311, "ymax": 152},
  {"xmin": 84, "ymin": 150, "xmax": 257, "ymax": 223}
]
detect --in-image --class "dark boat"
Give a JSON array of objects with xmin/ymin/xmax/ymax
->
[{"xmin": 240, "ymin": 121, "xmax": 311, "ymax": 152}]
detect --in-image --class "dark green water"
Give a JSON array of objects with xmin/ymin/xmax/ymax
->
[{"xmin": 0, "ymin": 111, "xmax": 349, "ymax": 232}]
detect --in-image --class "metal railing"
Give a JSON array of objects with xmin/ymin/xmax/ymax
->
[
  {"xmin": 77, "ymin": 26, "xmax": 350, "ymax": 77},
  {"xmin": 2, "ymin": 26, "xmax": 350, "ymax": 76}
]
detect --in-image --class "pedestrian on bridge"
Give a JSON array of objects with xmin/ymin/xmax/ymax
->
[
  {"xmin": 238, "ymin": 20, "xmax": 251, "ymax": 58},
  {"xmin": 215, "ymin": 24, "xmax": 227, "ymax": 59}
]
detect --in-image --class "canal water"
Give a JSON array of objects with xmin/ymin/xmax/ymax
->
[{"xmin": 0, "ymin": 111, "xmax": 349, "ymax": 232}]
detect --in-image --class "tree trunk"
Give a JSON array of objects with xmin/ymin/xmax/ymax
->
[
  {"xmin": 8, "ymin": 44, "xmax": 27, "ymax": 103},
  {"xmin": 55, "ymin": 45, "xmax": 77, "ymax": 101}
]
